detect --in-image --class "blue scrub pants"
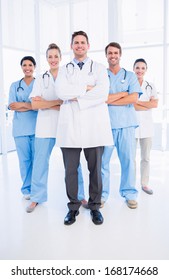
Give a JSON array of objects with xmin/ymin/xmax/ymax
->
[
  {"xmin": 77, "ymin": 164, "xmax": 85, "ymax": 200},
  {"xmin": 101, "ymin": 127, "xmax": 138, "ymax": 201},
  {"xmin": 14, "ymin": 135, "xmax": 35, "ymax": 195},
  {"xmin": 30, "ymin": 137, "xmax": 55, "ymax": 203}
]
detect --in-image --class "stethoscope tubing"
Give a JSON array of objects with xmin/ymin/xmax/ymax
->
[{"xmin": 66, "ymin": 60, "xmax": 93, "ymax": 75}]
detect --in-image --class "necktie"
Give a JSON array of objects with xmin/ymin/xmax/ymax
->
[{"xmin": 77, "ymin": 62, "xmax": 84, "ymax": 70}]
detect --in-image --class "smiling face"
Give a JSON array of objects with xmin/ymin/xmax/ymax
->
[
  {"xmin": 106, "ymin": 46, "xmax": 121, "ymax": 69},
  {"xmin": 133, "ymin": 61, "xmax": 147, "ymax": 82},
  {"xmin": 21, "ymin": 60, "xmax": 35, "ymax": 77},
  {"xmin": 46, "ymin": 48, "xmax": 61, "ymax": 71},
  {"xmin": 71, "ymin": 35, "xmax": 90, "ymax": 60}
]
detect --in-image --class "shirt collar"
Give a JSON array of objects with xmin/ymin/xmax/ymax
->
[{"xmin": 73, "ymin": 57, "xmax": 89, "ymax": 65}]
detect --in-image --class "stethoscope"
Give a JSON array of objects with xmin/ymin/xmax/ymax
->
[
  {"xmin": 17, "ymin": 77, "xmax": 35, "ymax": 92},
  {"xmin": 42, "ymin": 71, "xmax": 50, "ymax": 89},
  {"xmin": 121, "ymin": 68, "xmax": 127, "ymax": 83},
  {"xmin": 17, "ymin": 78, "xmax": 24, "ymax": 92},
  {"xmin": 145, "ymin": 81, "xmax": 153, "ymax": 91},
  {"xmin": 66, "ymin": 60, "xmax": 94, "ymax": 76},
  {"xmin": 108, "ymin": 68, "xmax": 127, "ymax": 83}
]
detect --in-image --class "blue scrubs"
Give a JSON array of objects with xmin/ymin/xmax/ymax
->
[
  {"xmin": 77, "ymin": 165, "xmax": 85, "ymax": 200},
  {"xmin": 102, "ymin": 68, "xmax": 142, "ymax": 202},
  {"xmin": 31, "ymin": 138, "xmax": 55, "ymax": 203},
  {"xmin": 31, "ymin": 138, "xmax": 84, "ymax": 203},
  {"xmin": 29, "ymin": 72, "xmax": 85, "ymax": 203},
  {"xmin": 8, "ymin": 79, "xmax": 37, "ymax": 195}
]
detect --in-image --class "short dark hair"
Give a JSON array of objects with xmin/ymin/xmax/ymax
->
[
  {"xmin": 46, "ymin": 43, "xmax": 61, "ymax": 58},
  {"xmin": 105, "ymin": 42, "xmax": 122, "ymax": 55},
  {"xmin": 133, "ymin": 58, "xmax": 147, "ymax": 68},
  {"xmin": 71, "ymin": 31, "xmax": 89, "ymax": 44},
  {"xmin": 20, "ymin": 56, "xmax": 36, "ymax": 66}
]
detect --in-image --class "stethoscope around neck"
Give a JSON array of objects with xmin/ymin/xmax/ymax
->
[
  {"xmin": 66, "ymin": 60, "xmax": 94, "ymax": 76},
  {"xmin": 17, "ymin": 78, "xmax": 24, "ymax": 92},
  {"xmin": 108, "ymin": 68, "xmax": 127, "ymax": 83},
  {"xmin": 17, "ymin": 77, "xmax": 35, "ymax": 92},
  {"xmin": 121, "ymin": 68, "xmax": 127, "ymax": 83},
  {"xmin": 145, "ymin": 81, "xmax": 153, "ymax": 91},
  {"xmin": 42, "ymin": 70, "xmax": 50, "ymax": 89}
]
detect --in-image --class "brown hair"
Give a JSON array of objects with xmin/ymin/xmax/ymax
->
[
  {"xmin": 71, "ymin": 31, "xmax": 89, "ymax": 44},
  {"xmin": 46, "ymin": 43, "xmax": 61, "ymax": 58},
  {"xmin": 105, "ymin": 42, "xmax": 122, "ymax": 55}
]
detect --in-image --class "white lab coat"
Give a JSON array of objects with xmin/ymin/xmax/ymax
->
[
  {"xmin": 29, "ymin": 71, "xmax": 60, "ymax": 138},
  {"xmin": 135, "ymin": 80, "xmax": 158, "ymax": 138},
  {"xmin": 56, "ymin": 58, "xmax": 113, "ymax": 148}
]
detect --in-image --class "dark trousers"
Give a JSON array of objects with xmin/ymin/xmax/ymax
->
[{"xmin": 61, "ymin": 147, "xmax": 104, "ymax": 211}]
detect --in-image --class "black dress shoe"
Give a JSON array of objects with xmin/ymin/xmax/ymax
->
[
  {"xmin": 64, "ymin": 210, "xmax": 79, "ymax": 225},
  {"xmin": 90, "ymin": 210, "xmax": 103, "ymax": 225}
]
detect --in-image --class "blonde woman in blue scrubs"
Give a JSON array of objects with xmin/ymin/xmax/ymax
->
[
  {"xmin": 26, "ymin": 44, "xmax": 85, "ymax": 212},
  {"xmin": 8, "ymin": 56, "xmax": 37, "ymax": 199},
  {"xmin": 26, "ymin": 44, "xmax": 62, "ymax": 212}
]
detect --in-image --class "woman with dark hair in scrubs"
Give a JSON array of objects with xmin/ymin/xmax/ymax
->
[{"xmin": 8, "ymin": 56, "xmax": 37, "ymax": 199}]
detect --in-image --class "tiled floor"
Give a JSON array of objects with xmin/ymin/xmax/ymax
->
[{"xmin": 0, "ymin": 147, "xmax": 169, "ymax": 260}]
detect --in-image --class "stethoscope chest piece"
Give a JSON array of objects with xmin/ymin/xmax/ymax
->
[
  {"xmin": 42, "ymin": 71, "xmax": 50, "ymax": 88},
  {"xmin": 88, "ymin": 71, "xmax": 93, "ymax": 76}
]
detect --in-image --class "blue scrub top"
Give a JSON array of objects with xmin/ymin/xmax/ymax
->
[
  {"xmin": 107, "ymin": 68, "xmax": 142, "ymax": 129},
  {"xmin": 8, "ymin": 79, "xmax": 37, "ymax": 137}
]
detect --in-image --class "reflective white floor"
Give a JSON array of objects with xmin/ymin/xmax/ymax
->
[{"xmin": 0, "ymin": 147, "xmax": 169, "ymax": 260}]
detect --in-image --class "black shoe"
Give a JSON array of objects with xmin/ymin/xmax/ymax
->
[
  {"xmin": 90, "ymin": 210, "xmax": 103, "ymax": 225},
  {"xmin": 64, "ymin": 210, "xmax": 79, "ymax": 225}
]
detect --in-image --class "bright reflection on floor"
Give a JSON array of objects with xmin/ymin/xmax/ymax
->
[{"xmin": 0, "ymin": 147, "xmax": 169, "ymax": 260}]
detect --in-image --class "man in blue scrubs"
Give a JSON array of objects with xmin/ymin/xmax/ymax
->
[{"xmin": 101, "ymin": 42, "xmax": 142, "ymax": 209}]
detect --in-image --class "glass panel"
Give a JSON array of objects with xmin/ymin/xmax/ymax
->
[
  {"xmin": 167, "ymin": 0, "xmax": 169, "ymax": 43},
  {"xmin": 39, "ymin": 1, "xmax": 70, "ymax": 53},
  {"xmin": 121, "ymin": 0, "xmax": 163, "ymax": 46},
  {"xmin": 1, "ymin": 0, "xmax": 35, "ymax": 50},
  {"xmin": 72, "ymin": 0, "xmax": 108, "ymax": 50},
  {"xmin": 89, "ymin": 51, "xmax": 107, "ymax": 67}
]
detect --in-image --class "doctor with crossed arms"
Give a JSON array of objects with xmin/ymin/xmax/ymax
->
[{"xmin": 56, "ymin": 31, "xmax": 113, "ymax": 226}]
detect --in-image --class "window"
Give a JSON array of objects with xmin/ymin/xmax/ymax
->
[{"xmin": 121, "ymin": 0, "xmax": 163, "ymax": 46}]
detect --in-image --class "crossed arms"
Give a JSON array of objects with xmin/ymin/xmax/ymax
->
[{"xmin": 106, "ymin": 91, "xmax": 138, "ymax": 106}]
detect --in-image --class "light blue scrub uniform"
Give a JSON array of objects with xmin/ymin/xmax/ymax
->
[
  {"xmin": 8, "ymin": 79, "xmax": 37, "ymax": 195},
  {"xmin": 101, "ymin": 68, "xmax": 142, "ymax": 202}
]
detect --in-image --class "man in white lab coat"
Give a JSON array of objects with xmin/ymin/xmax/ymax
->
[{"xmin": 56, "ymin": 31, "xmax": 113, "ymax": 225}]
